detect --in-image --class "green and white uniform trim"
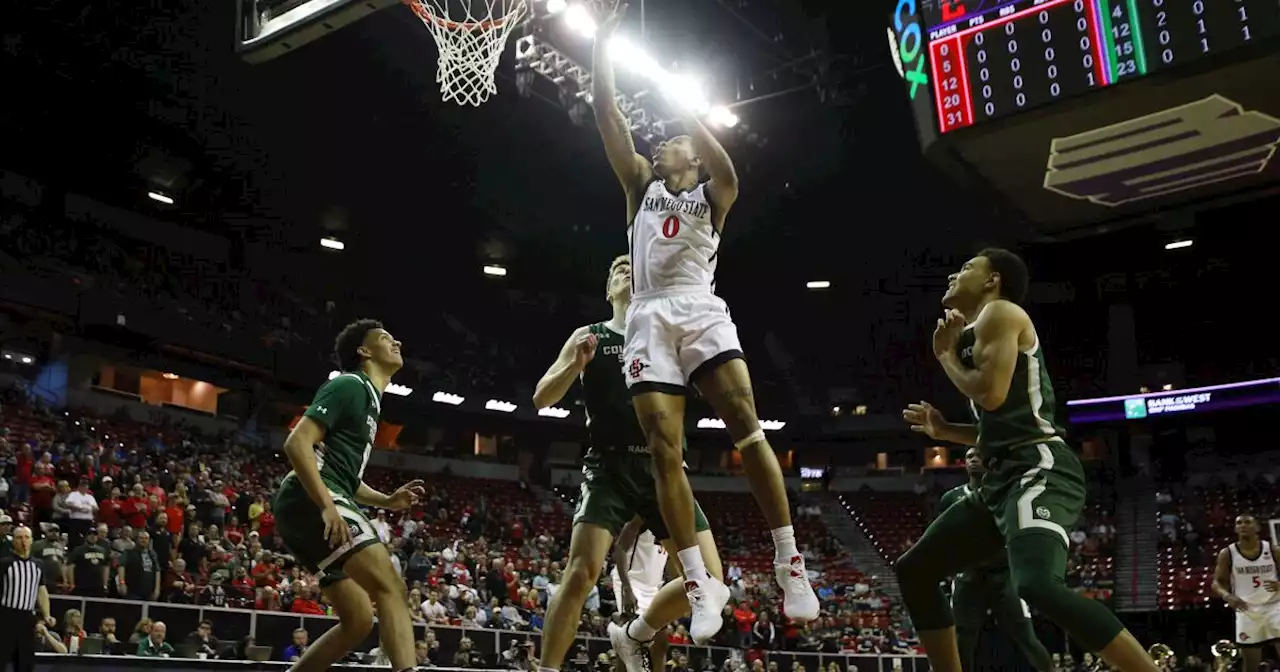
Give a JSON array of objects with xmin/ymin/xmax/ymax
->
[
  {"xmin": 273, "ymin": 370, "xmax": 384, "ymax": 583},
  {"xmin": 283, "ymin": 370, "xmax": 381, "ymax": 498},
  {"xmin": 956, "ymin": 320, "xmax": 1065, "ymax": 455}
]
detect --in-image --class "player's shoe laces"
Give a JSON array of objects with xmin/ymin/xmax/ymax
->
[
  {"xmin": 608, "ymin": 620, "xmax": 652, "ymax": 672},
  {"xmin": 775, "ymin": 554, "xmax": 820, "ymax": 622},
  {"xmin": 686, "ymin": 576, "xmax": 731, "ymax": 644}
]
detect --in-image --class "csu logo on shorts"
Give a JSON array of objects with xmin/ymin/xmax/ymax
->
[
  {"xmin": 348, "ymin": 521, "xmax": 362, "ymax": 539},
  {"xmin": 1035, "ymin": 506, "xmax": 1052, "ymax": 520},
  {"xmin": 627, "ymin": 357, "xmax": 649, "ymax": 380}
]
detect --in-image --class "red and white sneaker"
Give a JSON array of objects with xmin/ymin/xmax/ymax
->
[
  {"xmin": 686, "ymin": 576, "xmax": 731, "ymax": 644},
  {"xmin": 775, "ymin": 554, "xmax": 820, "ymax": 621}
]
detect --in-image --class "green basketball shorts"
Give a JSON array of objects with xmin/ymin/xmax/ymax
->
[
  {"xmin": 572, "ymin": 451, "xmax": 710, "ymax": 540},
  {"xmin": 273, "ymin": 476, "xmax": 380, "ymax": 588},
  {"xmin": 953, "ymin": 568, "xmax": 1031, "ymax": 628},
  {"xmin": 980, "ymin": 440, "xmax": 1086, "ymax": 548}
]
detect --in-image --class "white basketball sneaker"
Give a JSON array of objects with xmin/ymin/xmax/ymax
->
[
  {"xmin": 608, "ymin": 621, "xmax": 652, "ymax": 672},
  {"xmin": 775, "ymin": 554, "xmax": 821, "ymax": 622},
  {"xmin": 686, "ymin": 576, "xmax": 731, "ymax": 644}
]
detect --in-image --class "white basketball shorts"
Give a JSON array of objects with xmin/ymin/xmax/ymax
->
[
  {"xmin": 611, "ymin": 566, "xmax": 662, "ymax": 615},
  {"xmin": 623, "ymin": 288, "xmax": 744, "ymax": 392},
  {"xmin": 1236, "ymin": 603, "xmax": 1280, "ymax": 645}
]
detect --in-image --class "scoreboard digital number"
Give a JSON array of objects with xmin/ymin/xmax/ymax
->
[{"xmin": 914, "ymin": 0, "xmax": 1280, "ymax": 133}]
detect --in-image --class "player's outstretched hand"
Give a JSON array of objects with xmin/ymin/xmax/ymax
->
[
  {"xmin": 573, "ymin": 332, "xmax": 598, "ymax": 367},
  {"xmin": 932, "ymin": 309, "xmax": 967, "ymax": 359},
  {"xmin": 322, "ymin": 505, "xmax": 352, "ymax": 549},
  {"xmin": 595, "ymin": 0, "xmax": 627, "ymax": 36},
  {"xmin": 388, "ymin": 479, "xmax": 427, "ymax": 510},
  {"xmin": 903, "ymin": 401, "xmax": 946, "ymax": 440},
  {"xmin": 1266, "ymin": 580, "xmax": 1280, "ymax": 593}
]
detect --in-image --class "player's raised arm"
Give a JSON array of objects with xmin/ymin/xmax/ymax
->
[
  {"xmin": 591, "ymin": 2, "xmax": 652, "ymax": 197},
  {"xmin": 678, "ymin": 111, "xmax": 739, "ymax": 218},
  {"xmin": 533, "ymin": 326, "xmax": 596, "ymax": 409}
]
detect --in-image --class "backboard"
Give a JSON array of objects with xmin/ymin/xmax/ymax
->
[{"xmin": 236, "ymin": 0, "xmax": 400, "ymax": 64}]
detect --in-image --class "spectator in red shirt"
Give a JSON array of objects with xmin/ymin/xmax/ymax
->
[
  {"xmin": 256, "ymin": 503, "xmax": 275, "ymax": 540},
  {"xmin": 289, "ymin": 584, "xmax": 327, "ymax": 615},
  {"xmin": 98, "ymin": 486, "xmax": 124, "ymax": 528},
  {"xmin": 30, "ymin": 462, "xmax": 56, "ymax": 525},
  {"xmin": 14, "ymin": 444, "xmax": 33, "ymax": 503},
  {"xmin": 123, "ymin": 484, "xmax": 151, "ymax": 529},
  {"xmin": 733, "ymin": 602, "xmax": 757, "ymax": 648},
  {"xmin": 144, "ymin": 476, "xmax": 166, "ymax": 508}
]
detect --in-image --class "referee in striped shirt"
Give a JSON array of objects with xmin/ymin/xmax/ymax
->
[{"xmin": 0, "ymin": 525, "xmax": 55, "ymax": 672}]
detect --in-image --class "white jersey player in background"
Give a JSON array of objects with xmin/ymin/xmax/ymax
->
[
  {"xmin": 590, "ymin": 0, "xmax": 819, "ymax": 647},
  {"xmin": 611, "ymin": 520, "xmax": 673, "ymax": 672},
  {"xmin": 1212, "ymin": 514, "xmax": 1280, "ymax": 672}
]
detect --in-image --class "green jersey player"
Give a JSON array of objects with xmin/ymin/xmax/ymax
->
[
  {"xmin": 273, "ymin": 319, "xmax": 425, "ymax": 672},
  {"xmin": 939, "ymin": 447, "xmax": 1054, "ymax": 672},
  {"xmin": 532, "ymin": 256, "xmax": 723, "ymax": 672},
  {"xmin": 896, "ymin": 248, "xmax": 1158, "ymax": 672}
]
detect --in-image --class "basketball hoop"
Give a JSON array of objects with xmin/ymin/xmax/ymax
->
[{"xmin": 402, "ymin": 0, "xmax": 527, "ymax": 106}]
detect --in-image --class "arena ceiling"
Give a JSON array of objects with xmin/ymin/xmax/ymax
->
[{"xmin": 3, "ymin": 0, "xmax": 1273, "ymax": 417}]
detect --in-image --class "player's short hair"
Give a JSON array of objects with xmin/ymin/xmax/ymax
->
[
  {"xmin": 976, "ymin": 248, "xmax": 1030, "ymax": 304},
  {"xmin": 606, "ymin": 254, "xmax": 630, "ymax": 299},
  {"xmin": 333, "ymin": 318, "xmax": 384, "ymax": 371}
]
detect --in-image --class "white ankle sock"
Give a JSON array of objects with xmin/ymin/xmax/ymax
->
[
  {"xmin": 539, "ymin": 667, "xmax": 559, "ymax": 672},
  {"xmin": 771, "ymin": 525, "xmax": 799, "ymax": 562},
  {"xmin": 677, "ymin": 545, "xmax": 709, "ymax": 581},
  {"xmin": 627, "ymin": 616, "xmax": 659, "ymax": 642}
]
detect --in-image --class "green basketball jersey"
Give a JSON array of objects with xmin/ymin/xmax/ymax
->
[
  {"xmin": 956, "ymin": 318, "xmax": 1064, "ymax": 455},
  {"xmin": 294, "ymin": 370, "xmax": 381, "ymax": 499},
  {"xmin": 580, "ymin": 322, "xmax": 648, "ymax": 460}
]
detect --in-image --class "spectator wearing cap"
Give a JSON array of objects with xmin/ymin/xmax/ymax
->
[
  {"xmin": 28, "ymin": 526, "xmax": 64, "ymax": 592},
  {"xmin": 65, "ymin": 527, "xmax": 108, "ymax": 597},
  {"xmin": 63, "ymin": 480, "xmax": 97, "ymax": 548},
  {"xmin": 92, "ymin": 474, "xmax": 113, "ymax": 503},
  {"xmin": 0, "ymin": 514, "xmax": 14, "ymax": 557}
]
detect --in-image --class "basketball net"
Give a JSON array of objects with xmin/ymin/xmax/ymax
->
[{"xmin": 402, "ymin": 0, "xmax": 527, "ymax": 106}]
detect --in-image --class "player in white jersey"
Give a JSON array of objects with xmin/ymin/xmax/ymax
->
[
  {"xmin": 610, "ymin": 521, "xmax": 673, "ymax": 672},
  {"xmin": 590, "ymin": 0, "xmax": 819, "ymax": 645},
  {"xmin": 1212, "ymin": 514, "xmax": 1280, "ymax": 671},
  {"xmin": 612, "ymin": 527, "xmax": 667, "ymax": 615}
]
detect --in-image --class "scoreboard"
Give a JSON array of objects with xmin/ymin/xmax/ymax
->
[
  {"xmin": 906, "ymin": 0, "xmax": 1280, "ymax": 133},
  {"xmin": 887, "ymin": 0, "xmax": 1280, "ymax": 235}
]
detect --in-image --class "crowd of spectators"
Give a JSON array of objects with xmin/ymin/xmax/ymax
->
[{"xmin": 0, "ymin": 381, "xmax": 910, "ymax": 664}]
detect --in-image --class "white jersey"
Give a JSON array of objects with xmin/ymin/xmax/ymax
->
[
  {"xmin": 628, "ymin": 180, "xmax": 720, "ymax": 297},
  {"xmin": 611, "ymin": 530, "xmax": 667, "ymax": 613},
  {"xmin": 1229, "ymin": 542, "xmax": 1280, "ymax": 607}
]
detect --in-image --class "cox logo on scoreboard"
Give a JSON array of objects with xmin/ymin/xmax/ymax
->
[{"xmin": 887, "ymin": 0, "xmax": 928, "ymax": 100}]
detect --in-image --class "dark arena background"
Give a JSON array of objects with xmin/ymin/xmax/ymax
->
[{"xmin": 1, "ymin": 0, "xmax": 1278, "ymax": 670}]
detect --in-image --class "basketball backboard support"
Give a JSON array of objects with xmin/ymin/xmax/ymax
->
[{"xmin": 236, "ymin": 0, "xmax": 399, "ymax": 64}]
